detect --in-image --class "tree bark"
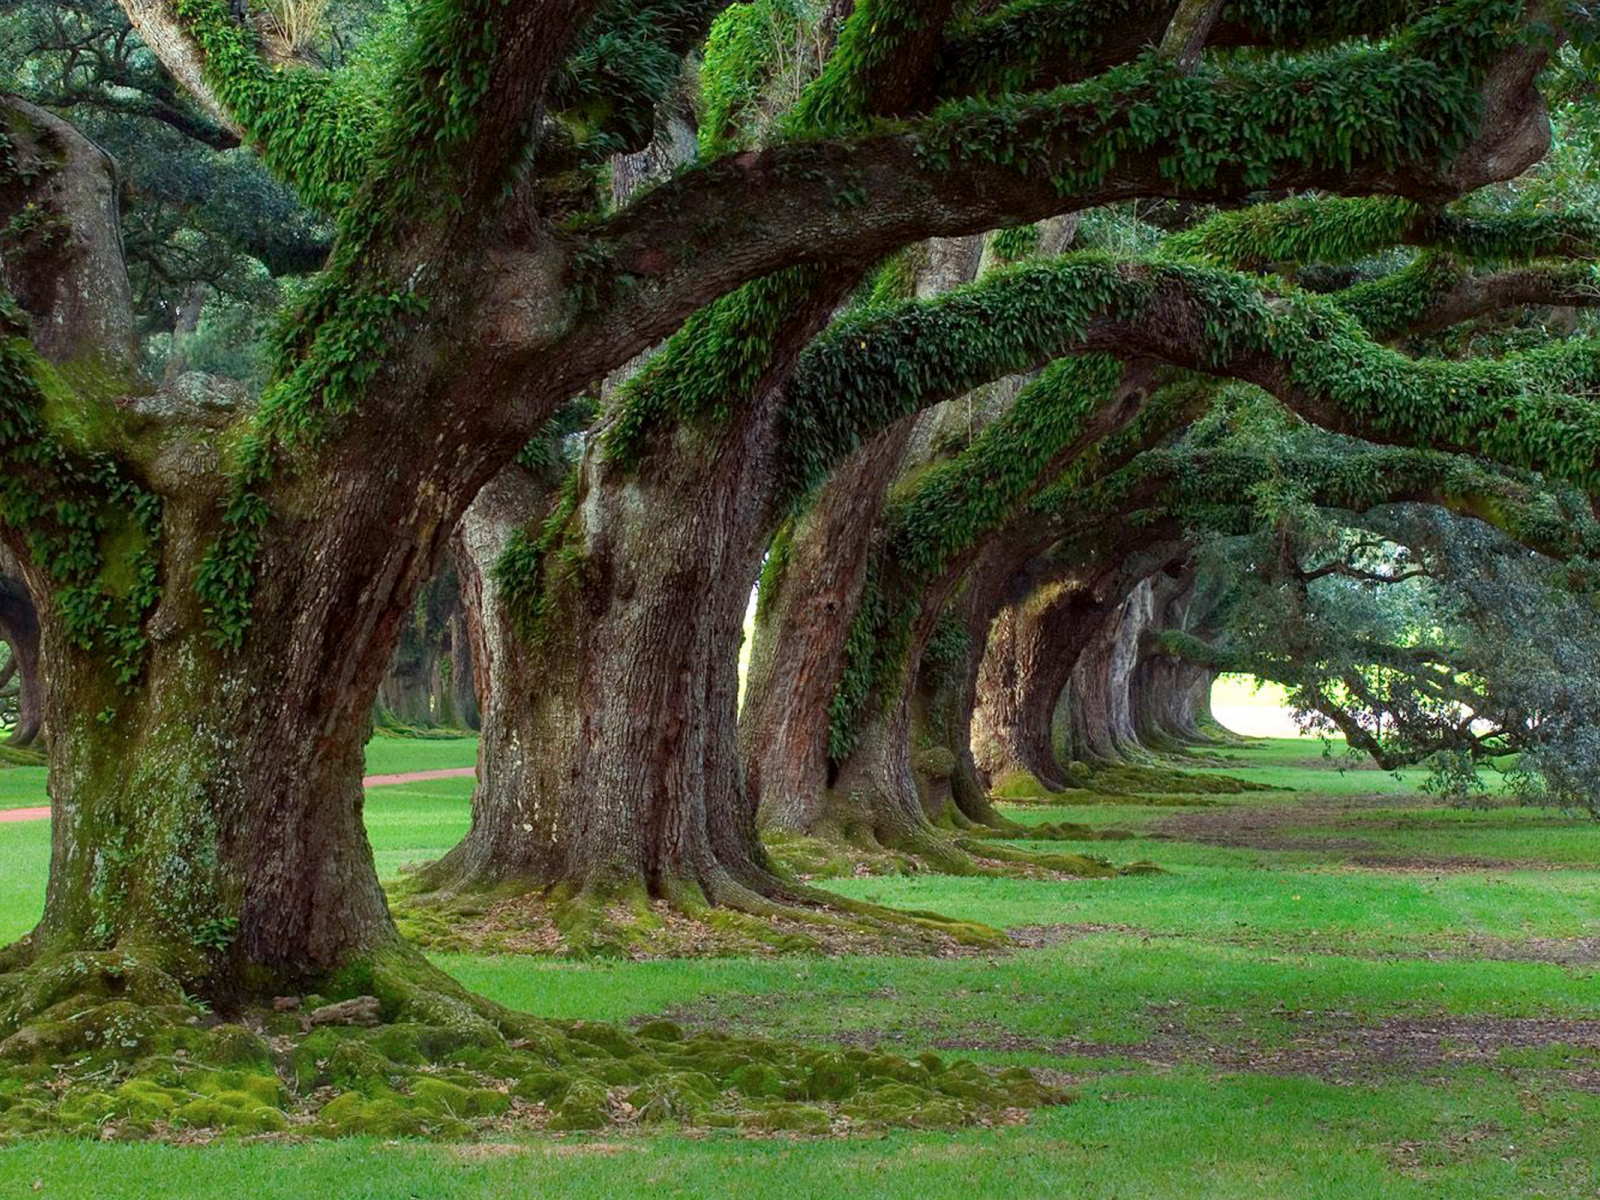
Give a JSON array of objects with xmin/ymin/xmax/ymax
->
[
  {"xmin": 0, "ymin": 96, "xmax": 521, "ymax": 1004},
  {"xmin": 740, "ymin": 234, "xmax": 992, "ymax": 838},
  {"xmin": 416, "ymin": 361, "xmax": 847, "ymax": 913},
  {"xmin": 742, "ymin": 422, "xmax": 918, "ymax": 834},
  {"xmin": 413, "ymin": 466, "xmax": 570, "ymax": 891},
  {"xmin": 972, "ymin": 577, "xmax": 1106, "ymax": 790}
]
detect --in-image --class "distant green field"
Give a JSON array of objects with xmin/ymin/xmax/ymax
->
[{"xmin": 361, "ymin": 734, "xmax": 480, "ymax": 777}]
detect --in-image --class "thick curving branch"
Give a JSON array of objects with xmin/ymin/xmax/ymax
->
[
  {"xmin": 778, "ymin": 257, "xmax": 1600, "ymax": 500},
  {"xmin": 540, "ymin": 3, "xmax": 1556, "ymax": 383}
]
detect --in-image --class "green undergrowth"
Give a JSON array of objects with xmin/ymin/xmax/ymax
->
[
  {"xmin": 0, "ymin": 948, "xmax": 1063, "ymax": 1145},
  {"xmin": 0, "ymin": 745, "xmax": 44, "ymax": 769}
]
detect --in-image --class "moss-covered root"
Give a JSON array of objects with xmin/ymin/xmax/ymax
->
[
  {"xmin": 391, "ymin": 875, "xmax": 1006, "ymax": 960},
  {"xmin": 929, "ymin": 799, "xmax": 1136, "ymax": 844},
  {"xmin": 770, "ymin": 822, "xmax": 1160, "ymax": 884},
  {"xmin": 0, "ymin": 948, "xmax": 1069, "ymax": 1141},
  {"xmin": 1061, "ymin": 761, "xmax": 1280, "ymax": 796},
  {"xmin": 991, "ymin": 764, "xmax": 1274, "ymax": 802}
]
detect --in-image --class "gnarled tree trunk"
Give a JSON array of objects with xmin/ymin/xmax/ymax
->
[
  {"xmin": 741, "ymin": 423, "xmax": 918, "ymax": 835},
  {"xmin": 0, "ymin": 95, "xmax": 525, "ymax": 1006}
]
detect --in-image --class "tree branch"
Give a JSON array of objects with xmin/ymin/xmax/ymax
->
[
  {"xmin": 1160, "ymin": 0, "xmax": 1225, "ymax": 70},
  {"xmin": 773, "ymin": 256, "xmax": 1600, "ymax": 502},
  {"xmin": 538, "ymin": 16, "xmax": 1554, "ymax": 387}
]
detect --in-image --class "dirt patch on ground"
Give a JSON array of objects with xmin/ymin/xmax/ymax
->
[
  {"xmin": 926, "ymin": 1011, "xmax": 1600, "ymax": 1091},
  {"xmin": 1150, "ymin": 794, "xmax": 1588, "ymax": 870},
  {"xmin": 656, "ymin": 991, "xmax": 1600, "ymax": 1092},
  {"xmin": 1005, "ymin": 922, "xmax": 1600, "ymax": 970},
  {"xmin": 1152, "ymin": 792, "xmax": 1426, "ymax": 853}
]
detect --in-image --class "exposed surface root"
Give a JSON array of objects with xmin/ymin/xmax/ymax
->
[
  {"xmin": 0, "ymin": 946, "xmax": 1067, "ymax": 1142},
  {"xmin": 391, "ymin": 872, "xmax": 1006, "ymax": 960},
  {"xmin": 948, "ymin": 838, "xmax": 1162, "ymax": 877},
  {"xmin": 770, "ymin": 828, "xmax": 1160, "ymax": 883},
  {"xmin": 390, "ymin": 823, "xmax": 1163, "ymax": 960},
  {"xmin": 1059, "ymin": 762, "xmax": 1279, "ymax": 796},
  {"xmin": 988, "ymin": 764, "xmax": 1271, "ymax": 807},
  {"xmin": 941, "ymin": 812, "xmax": 1137, "ymax": 842}
]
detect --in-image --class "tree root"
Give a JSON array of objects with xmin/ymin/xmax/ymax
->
[
  {"xmin": 772, "ymin": 822, "xmax": 1161, "ymax": 883},
  {"xmin": 1059, "ymin": 760, "xmax": 1279, "ymax": 795},
  {"xmin": 930, "ymin": 801, "xmax": 1136, "ymax": 843},
  {"xmin": 0, "ymin": 744, "xmax": 44, "ymax": 767},
  {"xmin": 0, "ymin": 944, "xmax": 1069, "ymax": 1142},
  {"xmin": 989, "ymin": 764, "xmax": 1272, "ymax": 806},
  {"xmin": 389, "ymin": 870, "xmax": 1007, "ymax": 960}
]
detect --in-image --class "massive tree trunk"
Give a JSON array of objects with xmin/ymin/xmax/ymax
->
[
  {"xmin": 810, "ymin": 531, "xmax": 1027, "ymax": 857},
  {"xmin": 417, "ymin": 385, "xmax": 822, "ymax": 913},
  {"xmin": 413, "ymin": 465, "xmax": 572, "ymax": 892},
  {"xmin": 740, "ymin": 236, "xmax": 990, "ymax": 838},
  {"xmin": 1129, "ymin": 571, "xmax": 1219, "ymax": 749},
  {"xmin": 975, "ymin": 580, "xmax": 1101, "ymax": 791},
  {"xmin": 741, "ymin": 423, "xmax": 918, "ymax": 835},
  {"xmin": 0, "ymin": 95, "xmax": 523, "ymax": 1006},
  {"xmin": 1066, "ymin": 579, "xmax": 1161, "ymax": 765}
]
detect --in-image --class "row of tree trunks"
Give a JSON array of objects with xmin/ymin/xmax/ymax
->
[
  {"xmin": 375, "ymin": 562, "xmax": 478, "ymax": 731},
  {"xmin": 0, "ymin": 550, "xmax": 42, "ymax": 747},
  {"xmin": 1129, "ymin": 571, "xmax": 1221, "ymax": 749},
  {"xmin": 973, "ymin": 560, "xmax": 1161, "ymax": 789}
]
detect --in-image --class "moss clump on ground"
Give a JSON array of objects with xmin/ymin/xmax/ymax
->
[
  {"xmin": 987, "ymin": 765, "xmax": 1263, "ymax": 805},
  {"xmin": 1060, "ymin": 762, "xmax": 1279, "ymax": 796},
  {"xmin": 389, "ymin": 874, "xmax": 1008, "ymax": 960},
  {"xmin": 0, "ymin": 949, "xmax": 1070, "ymax": 1143}
]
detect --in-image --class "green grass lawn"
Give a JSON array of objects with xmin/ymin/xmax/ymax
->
[
  {"xmin": 360, "ymin": 734, "xmax": 480, "ymax": 777},
  {"xmin": 0, "ymin": 764, "xmax": 47, "ymax": 810},
  {"xmin": 0, "ymin": 736, "xmax": 1596, "ymax": 1198}
]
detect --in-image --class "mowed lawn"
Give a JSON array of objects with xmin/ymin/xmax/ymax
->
[{"xmin": 0, "ymin": 737, "xmax": 1596, "ymax": 1199}]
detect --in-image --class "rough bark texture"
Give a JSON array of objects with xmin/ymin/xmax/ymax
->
[
  {"xmin": 1067, "ymin": 580, "xmax": 1157, "ymax": 765},
  {"xmin": 741, "ymin": 421, "xmax": 918, "ymax": 835},
  {"xmin": 412, "ymin": 466, "xmax": 565, "ymax": 891},
  {"xmin": 0, "ymin": 95, "xmax": 515, "ymax": 1001},
  {"xmin": 423, "ymin": 402, "xmax": 812, "ymax": 904},
  {"xmin": 741, "ymin": 234, "xmax": 990, "ymax": 836},
  {"xmin": 972, "ymin": 575, "xmax": 1108, "ymax": 790},
  {"xmin": 1129, "ymin": 572, "xmax": 1217, "ymax": 749}
]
